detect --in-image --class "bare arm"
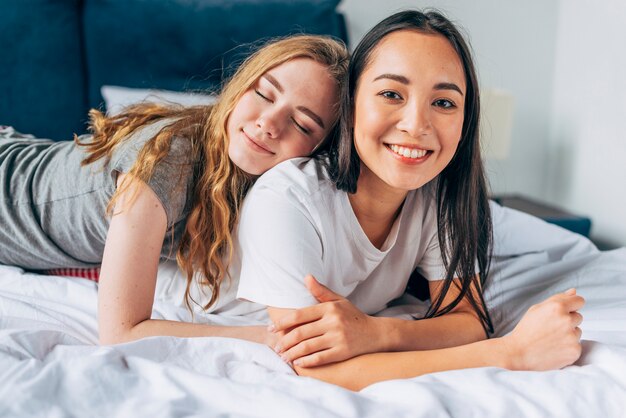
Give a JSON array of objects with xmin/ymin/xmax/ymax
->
[
  {"xmin": 271, "ymin": 275, "xmax": 485, "ymax": 366},
  {"xmin": 297, "ymin": 338, "xmax": 509, "ymax": 391},
  {"xmin": 377, "ymin": 276, "xmax": 487, "ymax": 351},
  {"xmin": 98, "ymin": 174, "xmax": 271, "ymax": 345},
  {"xmin": 270, "ymin": 289, "xmax": 584, "ymax": 391}
]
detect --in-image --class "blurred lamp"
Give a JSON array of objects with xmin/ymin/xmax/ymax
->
[{"xmin": 480, "ymin": 88, "xmax": 514, "ymax": 160}]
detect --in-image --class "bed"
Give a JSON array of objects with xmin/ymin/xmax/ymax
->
[
  {"xmin": 1, "ymin": 1, "xmax": 625, "ymax": 416},
  {"xmin": 1, "ymin": 203, "xmax": 625, "ymax": 416}
]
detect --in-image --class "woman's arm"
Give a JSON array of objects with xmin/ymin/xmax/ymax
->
[
  {"xmin": 271, "ymin": 275, "xmax": 485, "ymax": 366},
  {"xmin": 376, "ymin": 276, "xmax": 487, "ymax": 350},
  {"xmin": 296, "ymin": 338, "xmax": 510, "ymax": 391},
  {"xmin": 97, "ymin": 174, "xmax": 271, "ymax": 345},
  {"xmin": 271, "ymin": 289, "xmax": 584, "ymax": 391}
]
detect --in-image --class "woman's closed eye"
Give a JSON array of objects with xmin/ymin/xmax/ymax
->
[
  {"xmin": 291, "ymin": 117, "xmax": 311, "ymax": 135},
  {"xmin": 255, "ymin": 89, "xmax": 273, "ymax": 103}
]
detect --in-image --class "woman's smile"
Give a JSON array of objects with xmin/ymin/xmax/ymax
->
[
  {"xmin": 242, "ymin": 129, "xmax": 275, "ymax": 154},
  {"xmin": 385, "ymin": 143, "xmax": 432, "ymax": 163}
]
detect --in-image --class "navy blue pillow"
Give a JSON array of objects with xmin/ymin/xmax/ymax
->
[
  {"xmin": 0, "ymin": 0, "xmax": 87, "ymax": 140},
  {"xmin": 83, "ymin": 0, "xmax": 346, "ymax": 109},
  {"xmin": 0, "ymin": 0, "xmax": 345, "ymax": 140}
]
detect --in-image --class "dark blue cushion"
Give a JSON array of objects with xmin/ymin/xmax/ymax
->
[
  {"xmin": 0, "ymin": 0, "xmax": 87, "ymax": 140},
  {"xmin": 83, "ymin": 0, "xmax": 346, "ymax": 109},
  {"xmin": 0, "ymin": 0, "xmax": 345, "ymax": 141},
  {"xmin": 543, "ymin": 217, "xmax": 592, "ymax": 238}
]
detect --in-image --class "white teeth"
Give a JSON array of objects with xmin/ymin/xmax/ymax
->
[{"xmin": 389, "ymin": 144, "xmax": 427, "ymax": 159}]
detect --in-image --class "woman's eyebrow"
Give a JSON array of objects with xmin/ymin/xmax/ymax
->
[
  {"xmin": 296, "ymin": 106, "xmax": 324, "ymax": 129},
  {"xmin": 373, "ymin": 74, "xmax": 464, "ymax": 96},
  {"xmin": 373, "ymin": 73, "xmax": 409, "ymax": 84},
  {"xmin": 263, "ymin": 74, "xmax": 284, "ymax": 93},
  {"xmin": 434, "ymin": 82, "xmax": 464, "ymax": 96}
]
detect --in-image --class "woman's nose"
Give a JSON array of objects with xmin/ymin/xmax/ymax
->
[
  {"xmin": 256, "ymin": 109, "xmax": 285, "ymax": 139},
  {"xmin": 397, "ymin": 102, "xmax": 432, "ymax": 138}
]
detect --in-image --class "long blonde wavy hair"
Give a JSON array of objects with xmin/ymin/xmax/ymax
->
[{"xmin": 78, "ymin": 35, "xmax": 348, "ymax": 311}]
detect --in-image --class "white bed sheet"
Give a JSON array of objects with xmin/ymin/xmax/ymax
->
[{"xmin": 1, "ymin": 205, "xmax": 625, "ymax": 417}]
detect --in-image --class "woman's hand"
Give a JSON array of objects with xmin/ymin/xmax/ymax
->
[
  {"xmin": 502, "ymin": 288, "xmax": 585, "ymax": 371},
  {"xmin": 269, "ymin": 275, "xmax": 384, "ymax": 367}
]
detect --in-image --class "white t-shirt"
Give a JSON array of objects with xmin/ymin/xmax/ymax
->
[{"xmin": 236, "ymin": 157, "xmax": 447, "ymax": 315}]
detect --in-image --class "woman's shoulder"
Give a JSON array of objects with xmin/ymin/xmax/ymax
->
[
  {"xmin": 253, "ymin": 156, "xmax": 333, "ymax": 198},
  {"xmin": 238, "ymin": 157, "xmax": 338, "ymax": 252},
  {"xmin": 119, "ymin": 117, "xmax": 185, "ymax": 149},
  {"xmin": 111, "ymin": 117, "xmax": 194, "ymax": 166}
]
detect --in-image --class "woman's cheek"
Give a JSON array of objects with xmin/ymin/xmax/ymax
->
[
  {"xmin": 233, "ymin": 91, "xmax": 257, "ymax": 119},
  {"xmin": 282, "ymin": 140, "xmax": 308, "ymax": 160},
  {"xmin": 365, "ymin": 106, "xmax": 393, "ymax": 141},
  {"xmin": 300, "ymin": 140, "xmax": 317, "ymax": 157}
]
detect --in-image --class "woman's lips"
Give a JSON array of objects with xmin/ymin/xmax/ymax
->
[
  {"xmin": 385, "ymin": 143, "xmax": 432, "ymax": 163},
  {"xmin": 243, "ymin": 130, "xmax": 274, "ymax": 154}
]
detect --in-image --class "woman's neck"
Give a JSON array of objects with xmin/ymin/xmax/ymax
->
[{"xmin": 348, "ymin": 171, "xmax": 408, "ymax": 250}]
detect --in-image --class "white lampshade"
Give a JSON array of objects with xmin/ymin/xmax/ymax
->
[{"xmin": 480, "ymin": 88, "xmax": 514, "ymax": 160}]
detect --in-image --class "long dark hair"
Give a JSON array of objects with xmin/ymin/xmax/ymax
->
[{"xmin": 328, "ymin": 10, "xmax": 494, "ymax": 334}]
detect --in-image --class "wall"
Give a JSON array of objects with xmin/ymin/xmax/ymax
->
[
  {"xmin": 338, "ymin": 0, "xmax": 625, "ymax": 247},
  {"xmin": 547, "ymin": 0, "xmax": 626, "ymax": 248}
]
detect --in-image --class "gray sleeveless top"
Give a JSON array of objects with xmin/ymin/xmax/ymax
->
[{"xmin": 0, "ymin": 119, "xmax": 194, "ymax": 269}]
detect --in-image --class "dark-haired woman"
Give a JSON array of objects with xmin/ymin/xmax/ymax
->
[{"xmin": 235, "ymin": 10, "xmax": 584, "ymax": 390}]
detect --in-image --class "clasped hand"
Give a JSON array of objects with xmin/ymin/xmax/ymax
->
[{"xmin": 269, "ymin": 275, "xmax": 384, "ymax": 368}]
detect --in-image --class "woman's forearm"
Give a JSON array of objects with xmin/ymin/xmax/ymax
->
[
  {"xmin": 378, "ymin": 311, "xmax": 486, "ymax": 352},
  {"xmin": 296, "ymin": 337, "xmax": 510, "ymax": 391},
  {"xmin": 376, "ymin": 276, "xmax": 487, "ymax": 352},
  {"xmin": 100, "ymin": 319, "xmax": 271, "ymax": 345}
]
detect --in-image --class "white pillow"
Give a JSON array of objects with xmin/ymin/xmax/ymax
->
[{"xmin": 101, "ymin": 85, "xmax": 217, "ymax": 115}]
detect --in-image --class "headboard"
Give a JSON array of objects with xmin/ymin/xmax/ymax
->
[{"xmin": 0, "ymin": 0, "xmax": 347, "ymax": 141}]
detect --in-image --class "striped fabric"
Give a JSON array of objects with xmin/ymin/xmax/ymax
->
[{"xmin": 45, "ymin": 267, "xmax": 101, "ymax": 282}]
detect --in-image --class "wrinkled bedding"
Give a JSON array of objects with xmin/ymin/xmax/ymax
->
[{"xmin": 1, "ymin": 205, "xmax": 625, "ymax": 417}]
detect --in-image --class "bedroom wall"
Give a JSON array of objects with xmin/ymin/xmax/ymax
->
[
  {"xmin": 545, "ymin": 0, "xmax": 626, "ymax": 248},
  {"xmin": 339, "ymin": 0, "xmax": 559, "ymax": 199},
  {"xmin": 339, "ymin": 0, "xmax": 625, "ymax": 247}
]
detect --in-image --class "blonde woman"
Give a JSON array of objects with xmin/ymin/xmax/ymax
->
[{"xmin": 0, "ymin": 35, "xmax": 348, "ymax": 345}]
